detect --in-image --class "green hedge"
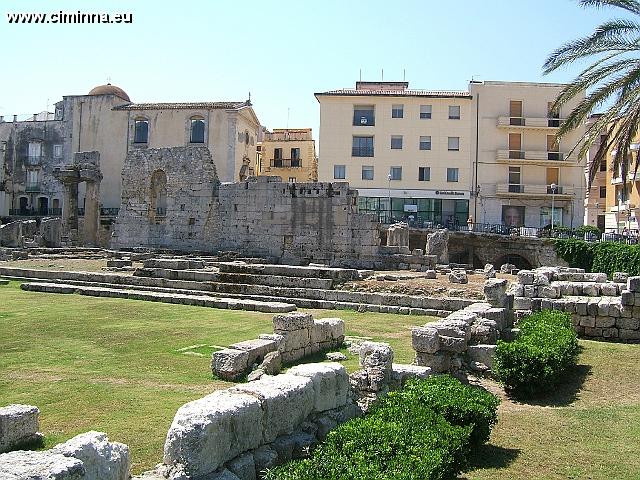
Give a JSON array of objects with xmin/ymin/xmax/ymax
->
[
  {"xmin": 266, "ymin": 376, "xmax": 499, "ymax": 480},
  {"xmin": 493, "ymin": 310, "xmax": 579, "ymax": 397},
  {"xmin": 555, "ymin": 238, "xmax": 640, "ymax": 276},
  {"xmin": 373, "ymin": 375, "xmax": 499, "ymax": 447}
]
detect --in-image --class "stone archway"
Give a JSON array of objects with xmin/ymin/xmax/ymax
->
[{"xmin": 494, "ymin": 253, "xmax": 532, "ymax": 270}]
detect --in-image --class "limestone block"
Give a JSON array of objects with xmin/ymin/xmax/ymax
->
[
  {"xmin": 288, "ymin": 363, "xmax": 349, "ymax": 412},
  {"xmin": 415, "ymin": 352, "xmax": 450, "ymax": 373},
  {"xmin": 438, "ymin": 335, "xmax": 467, "ymax": 353},
  {"xmin": 431, "ymin": 319, "xmax": 469, "ymax": 340},
  {"xmin": 602, "ymin": 328, "xmax": 619, "ymax": 339},
  {"xmin": 51, "ymin": 431, "xmax": 129, "ymax": 480},
  {"xmin": 597, "ymin": 300, "xmax": 612, "ymax": 317},
  {"xmin": 595, "ymin": 316, "xmax": 616, "ymax": 328},
  {"xmin": 0, "ymin": 450, "xmax": 85, "ymax": 479},
  {"xmin": 0, "ymin": 404, "xmax": 41, "ymax": 454},
  {"xmin": 448, "ymin": 270, "xmax": 468, "ymax": 284},
  {"xmin": 230, "ymin": 374, "xmax": 314, "ymax": 444},
  {"xmin": 311, "ymin": 318, "xmax": 345, "ymax": 346},
  {"xmin": 258, "ymin": 351, "xmax": 282, "ymax": 375},
  {"xmin": 619, "ymin": 329, "xmax": 640, "ymax": 340},
  {"xmin": 212, "ymin": 349, "xmax": 250, "ymax": 381},
  {"xmin": 583, "ymin": 326, "xmax": 603, "ymax": 337},
  {"xmin": 273, "ymin": 312, "xmax": 314, "ymax": 332},
  {"xmin": 446, "ymin": 310, "xmax": 478, "ymax": 326},
  {"xmin": 358, "ymin": 342, "xmax": 394, "ymax": 372},
  {"xmin": 226, "ymin": 452, "xmax": 255, "ymax": 480},
  {"xmin": 387, "ymin": 223, "xmax": 409, "ymax": 247},
  {"xmin": 601, "ymin": 283, "xmax": 618, "ymax": 296},
  {"xmin": 484, "ymin": 278, "xmax": 508, "ymax": 307},
  {"xmin": 349, "ymin": 367, "xmax": 389, "ymax": 394},
  {"xmin": 483, "ymin": 264, "xmax": 496, "ymax": 279},
  {"xmin": 517, "ymin": 270, "xmax": 534, "ymax": 285},
  {"xmin": 513, "ymin": 297, "xmax": 532, "ymax": 310},
  {"xmin": 613, "ymin": 272, "xmax": 629, "ymax": 284},
  {"xmin": 470, "ymin": 319, "xmax": 498, "ymax": 345},
  {"xmin": 411, "ymin": 326, "xmax": 440, "ymax": 354},
  {"xmin": 424, "ymin": 269, "xmax": 437, "ymax": 279},
  {"xmin": 587, "ymin": 299, "xmax": 600, "ymax": 317},
  {"xmin": 579, "ymin": 316, "xmax": 596, "ymax": 328},
  {"xmin": 258, "ymin": 334, "xmax": 285, "ymax": 351},
  {"xmin": 499, "ymin": 263, "xmax": 516, "ymax": 274},
  {"xmin": 271, "ymin": 431, "xmax": 317, "ymax": 462},
  {"xmin": 539, "ymin": 285, "xmax": 560, "ymax": 299},
  {"xmin": 280, "ymin": 329, "xmax": 311, "ymax": 354},
  {"xmin": 252, "ymin": 446, "xmax": 278, "ymax": 476},
  {"xmin": 584, "ymin": 272, "xmax": 608, "ymax": 283},
  {"xmin": 532, "ymin": 273, "xmax": 550, "ymax": 286},
  {"xmin": 507, "ymin": 283, "xmax": 524, "ymax": 297},
  {"xmin": 523, "ymin": 285, "xmax": 536, "ymax": 298},
  {"xmin": 106, "ymin": 260, "xmax": 132, "ymax": 268},
  {"xmin": 576, "ymin": 299, "xmax": 589, "ymax": 316},
  {"xmin": 425, "ymin": 229, "xmax": 449, "ymax": 264},
  {"xmin": 628, "ymin": 276, "xmax": 640, "ymax": 293},
  {"xmin": 163, "ymin": 390, "xmax": 263, "ymax": 478},
  {"xmin": 228, "ymin": 339, "xmax": 277, "ymax": 367},
  {"xmin": 616, "ymin": 318, "xmax": 640, "ymax": 330},
  {"xmin": 390, "ymin": 364, "xmax": 432, "ymax": 389},
  {"xmin": 582, "ymin": 283, "xmax": 600, "ymax": 297},
  {"xmin": 466, "ymin": 344, "xmax": 497, "ymax": 369}
]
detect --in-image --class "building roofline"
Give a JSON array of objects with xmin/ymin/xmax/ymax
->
[
  {"xmin": 314, "ymin": 90, "xmax": 472, "ymax": 101},
  {"xmin": 112, "ymin": 101, "xmax": 251, "ymax": 111},
  {"xmin": 470, "ymin": 80, "xmax": 570, "ymax": 88}
]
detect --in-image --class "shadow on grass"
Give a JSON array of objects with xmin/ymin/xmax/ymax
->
[
  {"xmin": 465, "ymin": 443, "xmax": 520, "ymax": 474},
  {"xmin": 506, "ymin": 362, "xmax": 593, "ymax": 407}
]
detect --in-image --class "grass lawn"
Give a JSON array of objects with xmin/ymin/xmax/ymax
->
[
  {"xmin": 0, "ymin": 281, "xmax": 426, "ymax": 473},
  {"xmin": 1, "ymin": 280, "xmax": 639, "ymax": 478}
]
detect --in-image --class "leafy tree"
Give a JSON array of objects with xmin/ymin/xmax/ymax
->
[{"xmin": 543, "ymin": 0, "xmax": 640, "ymax": 191}]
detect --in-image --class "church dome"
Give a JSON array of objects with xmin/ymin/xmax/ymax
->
[{"xmin": 87, "ymin": 83, "xmax": 130, "ymax": 102}]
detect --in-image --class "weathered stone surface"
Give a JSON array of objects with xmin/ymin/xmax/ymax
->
[
  {"xmin": 288, "ymin": 363, "xmax": 349, "ymax": 413},
  {"xmin": 0, "ymin": 450, "xmax": 85, "ymax": 479},
  {"xmin": 51, "ymin": 431, "xmax": 129, "ymax": 480},
  {"xmin": 411, "ymin": 326, "xmax": 440, "ymax": 354},
  {"xmin": 613, "ymin": 272, "xmax": 629, "ymax": 284},
  {"xmin": 106, "ymin": 260, "xmax": 132, "ymax": 268},
  {"xmin": 484, "ymin": 278, "xmax": 508, "ymax": 307},
  {"xmin": 386, "ymin": 223, "xmax": 409, "ymax": 248},
  {"xmin": 448, "ymin": 269, "xmax": 468, "ymax": 284},
  {"xmin": 483, "ymin": 264, "xmax": 496, "ymax": 278},
  {"xmin": 628, "ymin": 276, "xmax": 640, "ymax": 293},
  {"xmin": 272, "ymin": 313, "xmax": 314, "ymax": 332},
  {"xmin": 424, "ymin": 269, "xmax": 437, "ymax": 279},
  {"xmin": 467, "ymin": 344, "xmax": 497, "ymax": 369},
  {"xmin": 390, "ymin": 364, "xmax": 432, "ymax": 388},
  {"xmin": 0, "ymin": 404, "xmax": 41, "ymax": 453},
  {"xmin": 415, "ymin": 352, "xmax": 450, "ymax": 373},
  {"xmin": 617, "ymin": 318, "xmax": 640, "ymax": 330},
  {"xmin": 358, "ymin": 342, "xmax": 394, "ymax": 372},
  {"xmin": 438, "ymin": 335, "xmax": 466, "ymax": 353},
  {"xmin": 226, "ymin": 452, "xmax": 255, "ymax": 480},
  {"xmin": 517, "ymin": 270, "xmax": 535, "ymax": 285},
  {"xmin": 499, "ymin": 263, "xmax": 516, "ymax": 274},
  {"xmin": 470, "ymin": 319, "xmax": 498, "ymax": 345},
  {"xmin": 258, "ymin": 351, "xmax": 282, "ymax": 375},
  {"xmin": 212, "ymin": 349, "xmax": 250, "ymax": 381},
  {"xmin": 230, "ymin": 374, "xmax": 314, "ymax": 443},
  {"xmin": 584, "ymin": 272, "xmax": 608, "ymax": 283},
  {"xmin": 539, "ymin": 285, "xmax": 560, "ymax": 299},
  {"xmin": 247, "ymin": 369, "xmax": 265, "ymax": 382},
  {"xmin": 326, "ymin": 352, "xmax": 347, "ymax": 361},
  {"xmin": 252, "ymin": 445, "xmax": 278, "ymax": 476},
  {"xmin": 163, "ymin": 390, "xmax": 263, "ymax": 477},
  {"xmin": 228, "ymin": 339, "xmax": 277, "ymax": 367},
  {"xmin": 425, "ymin": 229, "xmax": 449, "ymax": 264}
]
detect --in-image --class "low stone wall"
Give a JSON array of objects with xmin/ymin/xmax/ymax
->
[
  {"xmin": 212, "ymin": 313, "xmax": 344, "ymax": 380},
  {"xmin": 511, "ymin": 267, "xmax": 640, "ymax": 342},
  {"xmin": 410, "ymin": 279, "xmax": 515, "ymax": 375},
  {"xmin": 216, "ymin": 261, "xmax": 362, "ymax": 281}
]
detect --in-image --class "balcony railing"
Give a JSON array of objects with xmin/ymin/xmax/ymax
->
[
  {"xmin": 497, "ymin": 149, "xmax": 567, "ymax": 162},
  {"xmin": 25, "ymin": 182, "xmax": 40, "ymax": 192},
  {"xmin": 497, "ymin": 116, "xmax": 565, "ymax": 129},
  {"xmin": 76, "ymin": 207, "xmax": 120, "ymax": 217},
  {"xmin": 26, "ymin": 155, "xmax": 42, "ymax": 166},
  {"xmin": 9, "ymin": 208, "xmax": 62, "ymax": 216},
  {"xmin": 352, "ymin": 146, "xmax": 374, "ymax": 157},
  {"xmin": 496, "ymin": 183, "xmax": 575, "ymax": 196},
  {"xmin": 270, "ymin": 158, "xmax": 302, "ymax": 168}
]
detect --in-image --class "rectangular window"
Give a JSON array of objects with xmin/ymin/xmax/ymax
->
[
  {"xmin": 290, "ymin": 148, "xmax": 300, "ymax": 159},
  {"xmin": 508, "ymin": 133, "xmax": 523, "ymax": 158},
  {"xmin": 509, "ymin": 166, "xmax": 521, "ymax": 185},
  {"xmin": 600, "ymin": 160, "xmax": 607, "ymax": 172},
  {"xmin": 547, "ymin": 101, "xmax": 559, "ymax": 119},
  {"xmin": 447, "ymin": 168, "xmax": 459, "ymax": 182},
  {"xmin": 391, "ymin": 135, "xmax": 403, "ymax": 150},
  {"xmin": 599, "ymin": 186, "xmax": 607, "ymax": 198},
  {"xmin": 27, "ymin": 142, "xmax": 41, "ymax": 165},
  {"xmin": 288, "ymin": 177, "xmax": 296, "ymax": 183},
  {"xmin": 362, "ymin": 165, "xmax": 374, "ymax": 181},
  {"xmin": 600, "ymin": 134, "xmax": 608, "ymax": 145},
  {"xmin": 334, "ymin": 165, "xmax": 346, "ymax": 179},
  {"xmin": 272, "ymin": 148, "xmax": 283, "ymax": 167},
  {"xmin": 353, "ymin": 105, "xmax": 375, "ymax": 126},
  {"xmin": 419, "ymin": 166, "xmax": 431, "ymax": 181},
  {"xmin": 419, "ymin": 136, "xmax": 431, "ymax": 151},
  {"xmin": 352, "ymin": 136, "xmax": 374, "ymax": 157},
  {"xmin": 190, "ymin": 119, "xmax": 205, "ymax": 143},
  {"xmin": 510, "ymin": 100, "xmax": 523, "ymax": 117},
  {"xmin": 134, "ymin": 119, "xmax": 149, "ymax": 143},
  {"xmin": 540, "ymin": 206, "xmax": 563, "ymax": 227},
  {"xmin": 448, "ymin": 105, "xmax": 461, "ymax": 120},
  {"xmin": 390, "ymin": 166, "xmax": 402, "ymax": 180},
  {"xmin": 392, "ymin": 104, "xmax": 404, "ymax": 118},
  {"xmin": 420, "ymin": 105, "xmax": 432, "ymax": 119},
  {"xmin": 53, "ymin": 144, "xmax": 62, "ymax": 159},
  {"xmin": 448, "ymin": 137, "xmax": 460, "ymax": 151}
]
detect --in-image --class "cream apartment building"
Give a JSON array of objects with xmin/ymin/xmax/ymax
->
[
  {"xmin": 583, "ymin": 114, "xmax": 608, "ymax": 230},
  {"xmin": 469, "ymin": 81, "xmax": 586, "ymax": 228},
  {"xmin": 316, "ymin": 81, "xmax": 473, "ymax": 226},
  {"xmin": 258, "ymin": 128, "xmax": 317, "ymax": 182}
]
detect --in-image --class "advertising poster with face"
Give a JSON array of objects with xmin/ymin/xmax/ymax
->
[{"xmin": 502, "ymin": 205, "xmax": 525, "ymax": 227}]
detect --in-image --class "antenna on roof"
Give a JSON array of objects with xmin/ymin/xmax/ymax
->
[
  {"xmin": 286, "ymin": 107, "xmax": 290, "ymax": 130},
  {"xmin": 403, "ymin": 69, "xmax": 406, "ymax": 82},
  {"xmin": 106, "ymin": 75, "xmax": 111, "ymax": 84},
  {"xmin": 359, "ymin": 68, "xmax": 362, "ymax": 81},
  {"xmin": 381, "ymin": 68, "xmax": 384, "ymax": 81}
]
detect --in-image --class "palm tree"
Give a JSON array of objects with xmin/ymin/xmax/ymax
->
[{"xmin": 543, "ymin": 0, "xmax": 640, "ymax": 187}]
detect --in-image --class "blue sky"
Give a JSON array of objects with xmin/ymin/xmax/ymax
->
[{"xmin": 0, "ymin": 0, "xmax": 632, "ymax": 141}]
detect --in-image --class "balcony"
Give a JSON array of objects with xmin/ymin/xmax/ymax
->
[
  {"xmin": 26, "ymin": 155, "xmax": 42, "ymax": 166},
  {"xmin": 269, "ymin": 158, "xmax": 302, "ymax": 168},
  {"xmin": 9, "ymin": 208, "xmax": 62, "ymax": 217},
  {"xmin": 497, "ymin": 116, "xmax": 565, "ymax": 130},
  {"xmin": 25, "ymin": 182, "xmax": 40, "ymax": 192},
  {"xmin": 496, "ymin": 149, "xmax": 570, "ymax": 164},
  {"xmin": 496, "ymin": 183, "xmax": 575, "ymax": 198},
  {"xmin": 612, "ymin": 172, "xmax": 640, "ymax": 184}
]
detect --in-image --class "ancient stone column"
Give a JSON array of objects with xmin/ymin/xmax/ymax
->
[
  {"xmin": 83, "ymin": 180, "xmax": 100, "ymax": 246},
  {"xmin": 61, "ymin": 182, "xmax": 79, "ymax": 234}
]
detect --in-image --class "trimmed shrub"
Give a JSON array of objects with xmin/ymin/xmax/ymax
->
[
  {"xmin": 493, "ymin": 310, "xmax": 579, "ymax": 397},
  {"xmin": 266, "ymin": 376, "xmax": 500, "ymax": 480},
  {"xmin": 373, "ymin": 375, "xmax": 499, "ymax": 446},
  {"xmin": 555, "ymin": 238, "xmax": 640, "ymax": 276},
  {"xmin": 576, "ymin": 224, "xmax": 601, "ymax": 239}
]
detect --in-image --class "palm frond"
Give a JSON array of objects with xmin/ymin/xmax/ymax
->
[{"xmin": 580, "ymin": 0, "xmax": 640, "ymax": 15}]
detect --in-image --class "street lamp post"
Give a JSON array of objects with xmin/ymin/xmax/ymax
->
[
  {"xmin": 551, "ymin": 182, "xmax": 557, "ymax": 233},
  {"xmin": 387, "ymin": 173, "xmax": 392, "ymax": 224}
]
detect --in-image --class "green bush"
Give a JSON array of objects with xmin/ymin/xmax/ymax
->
[
  {"xmin": 373, "ymin": 375, "xmax": 499, "ymax": 447},
  {"xmin": 555, "ymin": 238, "xmax": 640, "ymax": 276},
  {"xmin": 493, "ymin": 310, "xmax": 579, "ymax": 397},
  {"xmin": 266, "ymin": 376, "xmax": 500, "ymax": 480},
  {"xmin": 576, "ymin": 224, "xmax": 601, "ymax": 238}
]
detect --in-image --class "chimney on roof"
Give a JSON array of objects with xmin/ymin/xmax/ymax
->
[
  {"xmin": 13, "ymin": 115, "xmax": 17, "ymax": 122},
  {"xmin": 0, "ymin": 116, "xmax": 3, "ymax": 122},
  {"xmin": 33, "ymin": 114, "xmax": 37, "ymax": 121}
]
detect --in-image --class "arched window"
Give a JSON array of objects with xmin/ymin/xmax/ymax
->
[
  {"xmin": 190, "ymin": 117, "xmax": 205, "ymax": 143},
  {"xmin": 134, "ymin": 118, "xmax": 149, "ymax": 144}
]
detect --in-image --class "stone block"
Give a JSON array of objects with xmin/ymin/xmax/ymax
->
[
  {"xmin": 226, "ymin": 452, "xmax": 255, "ymax": 480},
  {"xmin": 411, "ymin": 326, "xmax": 439, "ymax": 354},
  {"xmin": 211, "ymin": 349, "xmax": 250, "ymax": 381},
  {"xmin": 602, "ymin": 328, "xmax": 619, "ymax": 339},
  {"xmin": 470, "ymin": 319, "xmax": 498, "ymax": 345},
  {"xmin": 390, "ymin": 364, "xmax": 432, "ymax": 389},
  {"xmin": 533, "ymin": 273, "xmax": 550, "ymax": 286},
  {"xmin": 288, "ymin": 363, "xmax": 349, "ymax": 413},
  {"xmin": 466, "ymin": 344, "xmax": 497, "ymax": 369},
  {"xmin": 619, "ymin": 329, "xmax": 640, "ymax": 340},
  {"xmin": 230, "ymin": 374, "xmax": 315, "ymax": 443},
  {"xmin": 583, "ymin": 327, "xmax": 603, "ymax": 337},
  {"xmin": 621, "ymin": 290, "xmax": 634, "ymax": 306},
  {"xmin": 595, "ymin": 316, "xmax": 616, "ymax": 328},
  {"xmin": 500, "ymin": 263, "xmax": 516, "ymax": 274},
  {"xmin": 252, "ymin": 445, "xmax": 278, "ymax": 475},
  {"xmin": 358, "ymin": 342, "xmax": 394, "ymax": 372},
  {"xmin": 258, "ymin": 334, "xmax": 285, "ymax": 351},
  {"xmin": 613, "ymin": 272, "xmax": 629, "ymax": 284},
  {"xmin": 483, "ymin": 264, "xmax": 496, "ymax": 278},
  {"xmin": 228, "ymin": 339, "xmax": 277, "ymax": 367},
  {"xmin": 523, "ymin": 285, "xmax": 536, "ymax": 298},
  {"xmin": 539, "ymin": 285, "xmax": 560, "ymax": 299},
  {"xmin": 582, "ymin": 283, "xmax": 600, "ymax": 296},
  {"xmin": 597, "ymin": 300, "xmax": 613, "ymax": 317},
  {"xmin": 576, "ymin": 299, "xmax": 588, "ymax": 316},
  {"xmin": 311, "ymin": 318, "xmax": 345, "ymax": 346},
  {"xmin": 484, "ymin": 278, "xmax": 508, "ymax": 307},
  {"xmin": 448, "ymin": 270, "xmax": 468, "ymax": 284},
  {"xmin": 425, "ymin": 229, "xmax": 449, "ymax": 264},
  {"xmin": 163, "ymin": 390, "xmax": 263, "ymax": 477},
  {"xmin": 424, "ymin": 269, "xmax": 437, "ymax": 279},
  {"xmin": 513, "ymin": 297, "xmax": 532, "ymax": 310},
  {"xmin": 579, "ymin": 316, "xmax": 596, "ymax": 328},
  {"xmin": 517, "ymin": 270, "xmax": 535, "ymax": 285},
  {"xmin": 438, "ymin": 335, "xmax": 466, "ymax": 353},
  {"xmin": 0, "ymin": 450, "xmax": 85, "ymax": 479},
  {"xmin": 415, "ymin": 352, "xmax": 450, "ymax": 373},
  {"xmin": 587, "ymin": 299, "xmax": 600, "ymax": 317},
  {"xmin": 601, "ymin": 283, "xmax": 618, "ymax": 296},
  {"xmin": 52, "ymin": 431, "xmax": 129, "ymax": 480},
  {"xmin": 0, "ymin": 404, "xmax": 41, "ymax": 453},
  {"xmin": 585, "ymin": 272, "xmax": 608, "ymax": 283},
  {"xmin": 280, "ymin": 329, "xmax": 311, "ymax": 354},
  {"xmin": 507, "ymin": 283, "xmax": 524, "ymax": 297},
  {"xmin": 258, "ymin": 351, "xmax": 282, "ymax": 375},
  {"xmin": 106, "ymin": 260, "xmax": 132, "ymax": 268},
  {"xmin": 272, "ymin": 312, "xmax": 314, "ymax": 332},
  {"xmin": 617, "ymin": 318, "xmax": 640, "ymax": 330}
]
